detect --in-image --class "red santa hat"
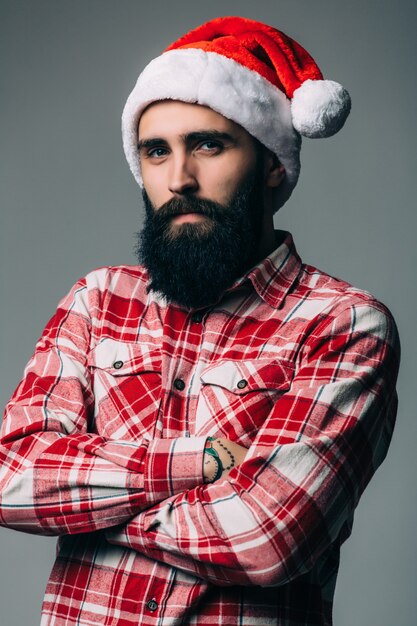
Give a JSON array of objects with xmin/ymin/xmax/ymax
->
[{"xmin": 122, "ymin": 16, "xmax": 351, "ymax": 210}]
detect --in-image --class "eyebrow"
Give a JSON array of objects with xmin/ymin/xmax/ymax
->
[{"xmin": 137, "ymin": 130, "xmax": 236, "ymax": 151}]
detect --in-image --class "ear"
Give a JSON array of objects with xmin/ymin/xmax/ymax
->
[{"xmin": 264, "ymin": 150, "xmax": 285, "ymax": 188}]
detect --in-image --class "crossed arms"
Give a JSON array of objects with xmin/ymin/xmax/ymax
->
[{"xmin": 0, "ymin": 273, "xmax": 400, "ymax": 587}]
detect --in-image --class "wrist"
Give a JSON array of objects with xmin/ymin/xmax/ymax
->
[{"xmin": 212, "ymin": 437, "xmax": 236, "ymax": 472}]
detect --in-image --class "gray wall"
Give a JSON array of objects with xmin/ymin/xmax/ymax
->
[{"xmin": 1, "ymin": 1, "xmax": 416, "ymax": 624}]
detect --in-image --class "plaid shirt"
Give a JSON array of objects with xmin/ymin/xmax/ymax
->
[{"xmin": 0, "ymin": 232, "xmax": 399, "ymax": 625}]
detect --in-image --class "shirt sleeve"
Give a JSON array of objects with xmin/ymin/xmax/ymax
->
[
  {"xmin": 0, "ymin": 276, "xmax": 206, "ymax": 536},
  {"xmin": 105, "ymin": 297, "xmax": 400, "ymax": 587}
]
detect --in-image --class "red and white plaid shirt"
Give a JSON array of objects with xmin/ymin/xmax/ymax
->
[{"xmin": 0, "ymin": 232, "xmax": 399, "ymax": 625}]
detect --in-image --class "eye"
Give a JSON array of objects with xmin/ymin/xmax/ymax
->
[
  {"xmin": 147, "ymin": 147, "xmax": 168, "ymax": 159},
  {"xmin": 198, "ymin": 141, "xmax": 223, "ymax": 153}
]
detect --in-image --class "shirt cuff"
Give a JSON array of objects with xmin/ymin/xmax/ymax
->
[{"xmin": 144, "ymin": 437, "xmax": 207, "ymax": 506}]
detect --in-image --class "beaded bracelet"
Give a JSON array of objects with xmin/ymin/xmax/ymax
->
[{"xmin": 211, "ymin": 437, "xmax": 236, "ymax": 471}]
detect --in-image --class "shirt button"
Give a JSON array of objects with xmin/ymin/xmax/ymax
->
[
  {"xmin": 146, "ymin": 599, "xmax": 158, "ymax": 612},
  {"xmin": 237, "ymin": 379, "xmax": 248, "ymax": 389},
  {"xmin": 173, "ymin": 378, "xmax": 185, "ymax": 391},
  {"xmin": 113, "ymin": 360, "xmax": 124, "ymax": 369},
  {"xmin": 191, "ymin": 312, "xmax": 203, "ymax": 323}
]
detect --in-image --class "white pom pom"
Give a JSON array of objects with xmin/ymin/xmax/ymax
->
[{"xmin": 291, "ymin": 79, "xmax": 351, "ymax": 138}]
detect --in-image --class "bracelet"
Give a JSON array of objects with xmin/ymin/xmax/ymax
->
[
  {"xmin": 204, "ymin": 438, "xmax": 223, "ymax": 482},
  {"xmin": 211, "ymin": 437, "xmax": 236, "ymax": 471}
]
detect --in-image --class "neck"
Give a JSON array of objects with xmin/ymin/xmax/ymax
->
[{"xmin": 253, "ymin": 208, "xmax": 277, "ymax": 264}]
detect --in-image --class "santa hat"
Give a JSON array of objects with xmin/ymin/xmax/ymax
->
[{"xmin": 122, "ymin": 16, "xmax": 351, "ymax": 210}]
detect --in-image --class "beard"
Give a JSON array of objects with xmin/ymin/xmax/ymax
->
[{"xmin": 136, "ymin": 162, "xmax": 265, "ymax": 310}]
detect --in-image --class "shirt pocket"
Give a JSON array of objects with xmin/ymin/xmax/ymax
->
[
  {"xmin": 196, "ymin": 358, "xmax": 294, "ymax": 445},
  {"xmin": 87, "ymin": 339, "xmax": 162, "ymax": 440}
]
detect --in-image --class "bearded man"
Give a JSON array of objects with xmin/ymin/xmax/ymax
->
[{"xmin": 0, "ymin": 16, "xmax": 399, "ymax": 626}]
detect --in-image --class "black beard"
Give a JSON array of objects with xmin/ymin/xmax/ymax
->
[{"xmin": 136, "ymin": 165, "xmax": 265, "ymax": 310}]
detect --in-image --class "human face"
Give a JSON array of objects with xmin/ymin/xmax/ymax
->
[
  {"xmin": 135, "ymin": 100, "xmax": 280, "ymax": 309},
  {"xmin": 137, "ymin": 100, "xmax": 260, "ymax": 223}
]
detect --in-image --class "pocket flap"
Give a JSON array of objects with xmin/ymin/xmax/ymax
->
[
  {"xmin": 87, "ymin": 339, "xmax": 162, "ymax": 375},
  {"xmin": 200, "ymin": 359, "xmax": 293, "ymax": 394}
]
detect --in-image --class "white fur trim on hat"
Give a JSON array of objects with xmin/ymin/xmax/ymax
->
[{"xmin": 122, "ymin": 48, "xmax": 301, "ymax": 211}]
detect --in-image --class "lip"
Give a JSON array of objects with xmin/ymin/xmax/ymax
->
[{"xmin": 171, "ymin": 213, "xmax": 207, "ymax": 224}]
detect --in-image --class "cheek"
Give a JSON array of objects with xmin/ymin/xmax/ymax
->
[
  {"xmin": 201, "ymin": 161, "xmax": 248, "ymax": 202},
  {"xmin": 141, "ymin": 167, "xmax": 170, "ymax": 207},
  {"xmin": 203, "ymin": 177, "xmax": 234, "ymax": 204}
]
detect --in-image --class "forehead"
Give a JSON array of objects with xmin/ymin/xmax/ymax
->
[{"xmin": 138, "ymin": 100, "xmax": 247, "ymax": 139}]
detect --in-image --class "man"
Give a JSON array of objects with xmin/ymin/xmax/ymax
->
[{"xmin": 0, "ymin": 16, "xmax": 399, "ymax": 626}]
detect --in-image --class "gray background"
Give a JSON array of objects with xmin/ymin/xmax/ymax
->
[{"xmin": 1, "ymin": 1, "xmax": 416, "ymax": 624}]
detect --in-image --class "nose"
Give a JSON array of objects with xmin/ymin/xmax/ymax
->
[{"xmin": 168, "ymin": 152, "xmax": 198, "ymax": 196}]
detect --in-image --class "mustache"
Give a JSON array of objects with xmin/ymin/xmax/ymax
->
[{"xmin": 155, "ymin": 196, "xmax": 228, "ymax": 220}]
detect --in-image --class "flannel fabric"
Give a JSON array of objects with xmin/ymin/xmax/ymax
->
[{"xmin": 0, "ymin": 232, "xmax": 399, "ymax": 625}]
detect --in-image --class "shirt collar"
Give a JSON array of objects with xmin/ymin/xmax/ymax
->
[{"xmin": 229, "ymin": 231, "xmax": 302, "ymax": 309}]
